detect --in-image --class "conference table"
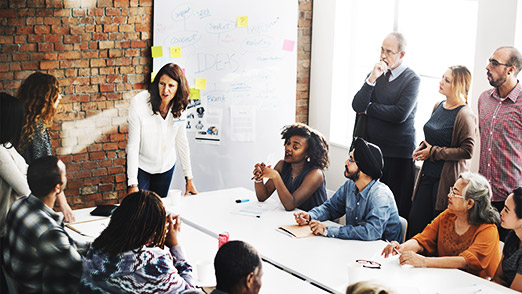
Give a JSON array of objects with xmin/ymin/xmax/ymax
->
[
  {"xmin": 67, "ymin": 201, "xmax": 323, "ymax": 293},
  {"xmin": 172, "ymin": 187, "xmax": 517, "ymax": 294}
]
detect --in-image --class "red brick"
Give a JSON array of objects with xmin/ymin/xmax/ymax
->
[
  {"xmin": 93, "ymin": 168, "xmax": 107, "ymax": 177},
  {"xmin": 17, "ymin": 26, "xmax": 33, "ymax": 34},
  {"xmin": 40, "ymin": 60, "xmax": 59, "ymax": 69},
  {"xmin": 27, "ymin": 34, "xmax": 43, "ymax": 43},
  {"xmin": 51, "ymin": 25, "xmax": 69, "ymax": 34},
  {"xmin": 93, "ymin": 32, "xmax": 107, "ymax": 40},
  {"xmin": 12, "ymin": 54, "xmax": 29, "ymax": 61},
  {"xmin": 90, "ymin": 59, "xmax": 106, "ymax": 67},
  {"xmin": 99, "ymin": 41, "xmax": 114, "ymax": 49},
  {"xmin": 58, "ymin": 51, "xmax": 82, "ymax": 59},
  {"xmin": 119, "ymin": 24, "xmax": 133, "ymax": 32},
  {"xmin": 63, "ymin": 35, "xmax": 81, "ymax": 44},
  {"xmin": 60, "ymin": 60, "xmax": 74, "ymax": 68},
  {"xmin": 99, "ymin": 184, "xmax": 113, "ymax": 192},
  {"xmin": 45, "ymin": 34, "xmax": 61, "ymax": 42},
  {"xmin": 20, "ymin": 43, "xmax": 36, "ymax": 52},
  {"xmin": 103, "ymin": 24, "xmax": 118, "ymax": 32},
  {"xmin": 37, "ymin": 43, "xmax": 54, "ymax": 51},
  {"xmin": 114, "ymin": 0, "xmax": 129, "ymax": 7},
  {"xmin": 0, "ymin": 9, "xmax": 17, "ymax": 17},
  {"xmin": 135, "ymin": 24, "xmax": 149, "ymax": 32},
  {"xmin": 73, "ymin": 9, "xmax": 85, "ymax": 16},
  {"xmin": 115, "ymin": 174, "xmax": 126, "ymax": 183},
  {"xmin": 55, "ymin": 43, "xmax": 73, "ymax": 50},
  {"xmin": 70, "ymin": 25, "xmax": 84, "ymax": 34},
  {"xmin": 130, "ymin": 40, "xmax": 146, "ymax": 48},
  {"xmin": 0, "ymin": 64, "xmax": 8, "ymax": 72},
  {"xmin": 113, "ymin": 16, "xmax": 126, "ymax": 23},
  {"xmin": 21, "ymin": 61, "xmax": 38, "ymax": 70},
  {"xmin": 0, "ymin": 36, "xmax": 13, "ymax": 44}
]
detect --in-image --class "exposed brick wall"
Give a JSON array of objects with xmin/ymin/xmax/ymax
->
[{"xmin": 0, "ymin": 0, "xmax": 313, "ymax": 208}]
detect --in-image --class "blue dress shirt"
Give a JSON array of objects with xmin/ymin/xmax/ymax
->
[{"xmin": 308, "ymin": 179, "xmax": 401, "ymax": 241}]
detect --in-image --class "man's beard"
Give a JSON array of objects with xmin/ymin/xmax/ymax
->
[
  {"xmin": 344, "ymin": 165, "xmax": 360, "ymax": 181},
  {"xmin": 487, "ymin": 71, "xmax": 507, "ymax": 88}
]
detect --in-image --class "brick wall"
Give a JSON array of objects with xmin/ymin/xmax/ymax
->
[{"xmin": 0, "ymin": 0, "xmax": 313, "ymax": 208}]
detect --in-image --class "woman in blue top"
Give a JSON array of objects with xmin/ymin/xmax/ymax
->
[
  {"xmin": 494, "ymin": 187, "xmax": 522, "ymax": 291},
  {"xmin": 407, "ymin": 66, "xmax": 477, "ymax": 238},
  {"xmin": 252, "ymin": 123, "xmax": 329, "ymax": 211}
]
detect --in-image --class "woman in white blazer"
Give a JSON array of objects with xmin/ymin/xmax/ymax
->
[{"xmin": 127, "ymin": 63, "xmax": 197, "ymax": 197}]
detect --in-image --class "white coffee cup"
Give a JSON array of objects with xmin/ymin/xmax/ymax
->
[{"xmin": 196, "ymin": 260, "xmax": 215, "ymax": 286}]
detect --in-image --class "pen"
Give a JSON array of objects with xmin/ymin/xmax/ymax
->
[
  {"xmin": 235, "ymin": 199, "xmax": 250, "ymax": 203},
  {"xmin": 298, "ymin": 215, "xmax": 310, "ymax": 224},
  {"xmin": 386, "ymin": 239, "xmax": 401, "ymax": 255}
]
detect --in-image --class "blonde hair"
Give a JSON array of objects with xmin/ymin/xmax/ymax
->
[
  {"xmin": 448, "ymin": 65, "xmax": 471, "ymax": 104},
  {"xmin": 17, "ymin": 72, "xmax": 60, "ymax": 149}
]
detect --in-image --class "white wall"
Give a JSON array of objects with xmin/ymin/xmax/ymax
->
[{"xmin": 309, "ymin": 0, "xmax": 521, "ymax": 191}]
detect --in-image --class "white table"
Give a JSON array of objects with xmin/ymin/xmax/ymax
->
[
  {"xmin": 173, "ymin": 187, "xmax": 517, "ymax": 294},
  {"xmin": 67, "ymin": 206, "xmax": 325, "ymax": 294}
]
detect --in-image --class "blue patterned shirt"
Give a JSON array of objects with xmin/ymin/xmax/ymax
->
[{"xmin": 308, "ymin": 179, "xmax": 401, "ymax": 241}]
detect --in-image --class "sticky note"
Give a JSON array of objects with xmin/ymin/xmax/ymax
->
[
  {"xmin": 170, "ymin": 46, "xmax": 181, "ymax": 58},
  {"xmin": 189, "ymin": 88, "xmax": 201, "ymax": 99},
  {"xmin": 151, "ymin": 72, "xmax": 157, "ymax": 83},
  {"xmin": 151, "ymin": 46, "xmax": 163, "ymax": 58},
  {"xmin": 237, "ymin": 16, "xmax": 248, "ymax": 27},
  {"xmin": 282, "ymin": 39, "xmax": 295, "ymax": 52},
  {"xmin": 195, "ymin": 78, "xmax": 206, "ymax": 90}
]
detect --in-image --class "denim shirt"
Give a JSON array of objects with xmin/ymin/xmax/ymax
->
[{"xmin": 308, "ymin": 179, "xmax": 401, "ymax": 241}]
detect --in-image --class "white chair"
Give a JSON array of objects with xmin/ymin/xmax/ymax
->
[{"xmin": 399, "ymin": 216, "xmax": 408, "ymax": 243}]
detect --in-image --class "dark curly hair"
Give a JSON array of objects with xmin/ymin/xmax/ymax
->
[
  {"xmin": 17, "ymin": 72, "xmax": 60, "ymax": 151},
  {"xmin": 149, "ymin": 63, "xmax": 190, "ymax": 118},
  {"xmin": 281, "ymin": 123, "xmax": 329, "ymax": 170}
]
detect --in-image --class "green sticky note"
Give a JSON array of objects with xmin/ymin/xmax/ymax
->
[
  {"xmin": 189, "ymin": 88, "xmax": 200, "ymax": 99},
  {"xmin": 170, "ymin": 46, "xmax": 181, "ymax": 58},
  {"xmin": 151, "ymin": 72, "xmax": 157, "ymax": 83},
  {"xmin": 237, "ymin": 16, "xmax": 248, "ymax": 27},
  {"xmin": 151, "ymin": 46, "xmax": 163, "ymax": 58},
  {"xmin": 195, "ymin": 78, "xmax": 206, "ymax": 90}
]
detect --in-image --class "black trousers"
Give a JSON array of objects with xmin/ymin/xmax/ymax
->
[
  {"xmin": 407, "ymin": 174, "xmax": 442, "ymax": 239},
  {"xmin": 380, "ymin": 157, "xmax": 415, "ymax": 220},
  {"xmin": 491, "ymin": 201, "xmax": 509, "ymax": 242}
]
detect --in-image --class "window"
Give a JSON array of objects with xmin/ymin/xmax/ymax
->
[{"xmin": 329, "ymin": 0, "xmax": 478, "ymax": 147}]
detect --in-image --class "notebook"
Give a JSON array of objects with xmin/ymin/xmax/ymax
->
[{"xmin": 277, "ymin": 224, "xmax": 314, "ymax": 238}]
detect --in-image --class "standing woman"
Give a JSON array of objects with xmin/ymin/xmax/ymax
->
[
  {"xmin": 253, "ymin": 123, "xmax": 329, "ymax": 211},
  {"xmin": 493, "ymin": 187, "xmax": 522, "ymax": 291},
  {"xmin": 127, "ymin": 63, "xmax": 197, "ymax": 197},
  {"xmin": 0, "ymin": 93, "xmax": 31, "ymax": 236},
  {"xmin": 408, "ymin": 66, "xmax": 477, "ymax": 238},
  {"xmin": 17, "ymin": 72, "xmax": 74, "ymax": 222}
]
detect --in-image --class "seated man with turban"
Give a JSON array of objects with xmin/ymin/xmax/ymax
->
[{"xmin": 294, "ymin": 138, "xmax": 401, "ymax": 241}]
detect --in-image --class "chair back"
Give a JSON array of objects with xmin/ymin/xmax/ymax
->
[{"xmin": 399, "ymin": 216, "xmax": 408, "ymax": 243}]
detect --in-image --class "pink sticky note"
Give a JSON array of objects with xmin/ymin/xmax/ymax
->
[{"xmin": 282, "ymin": 39, "xmax": 295, "ymax": 52}]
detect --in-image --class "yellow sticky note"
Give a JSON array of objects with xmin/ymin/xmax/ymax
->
[
  {"xmin": 189, "ymin": 88, "xmax": 201, "ymax": 99},
  {"xmin": 195, "ymin": 78, "xmax": 206, "ymax": 90},
  {"xmin": 151, "ymin": 72, "xmax": 157, "ymax": 83},
  {"xmin": 170, "ymin": 46, "xmax": 181, "ymax": 58},
  {"xmin": 151, "ymin": 46, "xmax": 163, "ymax": 58},
  {"xmin": 237, "ymin": 16, "xmax": 248, "ymax": 27}
]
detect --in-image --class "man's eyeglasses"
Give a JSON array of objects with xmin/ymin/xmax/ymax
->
[
  {"xmin": 381, "ymin": 47, "xmax": 400, "ymax": 56},
  {"xmin": 348, "ymin": 158, "xmax": 359, "ymax": 164},
  {"xmin": 488, "ymin": 59, "xmax": 511, "ymax": 67},
  {"xmin": 356, "ymin": 259, "xmax": 381, "ymax": 269},
  {"xmin": 449, "ymin": 187, "xmax": 465, "ymax": 199}
]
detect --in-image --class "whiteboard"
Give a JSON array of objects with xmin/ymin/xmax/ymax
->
[{"xmin": 152, "ymin": 0, "xmax": 298, "ymax": 192}]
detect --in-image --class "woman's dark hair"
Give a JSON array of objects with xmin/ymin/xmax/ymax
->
[
  {"xmin": 149, "ymin": 63, "xmax": 190, "ymax": 118},
  {"xmin": 511, "ymin": 187, "xmax": 522, "ymax": 219},
  {"xmin": 92, "ymin": 190, "xmax": 167, "ymax": 256},
  {"xmin": 17, "ymin": 72, "xmax": 60, "ymax": 150},
  {"xmin": 281, "ymin": 123, "xmax": 329, "ymax": 170},
  {"xmin": 0, "ymin": 92, "xmax": 24, "ymax": 149}
]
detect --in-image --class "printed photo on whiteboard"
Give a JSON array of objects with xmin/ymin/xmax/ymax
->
[
  {"xmin": 230, "ymin": 105, "xmax": 256, "ymax": 142},
  {"xmin": 195, "ymin": 108, "xmax": 223, "ymax": 145}
]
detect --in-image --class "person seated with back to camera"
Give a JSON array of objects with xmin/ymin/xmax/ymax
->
[
  {"xmin": 493, "ymin": 187, "xmax": 522, "ymax": 291},
  {"xmin": 210, "ymin": 240, "xmax": 263, "ymax": 294},
  {"xmin": 294, "ymin": 137, "xmax": 401, "ymax": 241},
  {"xmin": 382, "ymin": 172, "xmax": 501, "ymax": 279},
  {"xmin": 252, "ymin": 123, "xmax": 329, "ymax": 211},
  {"xmin": 78, "ymin": 190, "xmax": 195, "ymax": 293}
]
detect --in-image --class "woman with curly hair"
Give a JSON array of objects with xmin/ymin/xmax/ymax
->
[
  {"xmin": 127, "ymin": 63, "xmax": 197, "ymax": 198},
  {"xmin": 16, "ymin": 72, "xmax": 73, "ymax": 222},
  {"xmin": 253, "ymin": 123, "xmax": 329, "ymax": 211},
  {"xmin": 18, "ymin": 72, "xmax": 62, "ymax": 164}
]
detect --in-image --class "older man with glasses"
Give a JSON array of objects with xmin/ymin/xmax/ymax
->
[
  {"xmin": 478, "ymin": 46, "xmax": 522, "ymax": 241},
  {"xmin": 352, "ymin": 32, "xmax": 420, "ymax": 221}
]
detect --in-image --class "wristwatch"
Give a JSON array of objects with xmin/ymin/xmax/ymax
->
[{"xmin": 322, "ymin": 227, "xmax": 328, "ymax": 237}]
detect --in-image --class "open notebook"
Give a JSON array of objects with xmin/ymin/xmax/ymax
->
[{"xmin": 277, "ymin": 224, "xmax": 314, "ymax": 238}]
